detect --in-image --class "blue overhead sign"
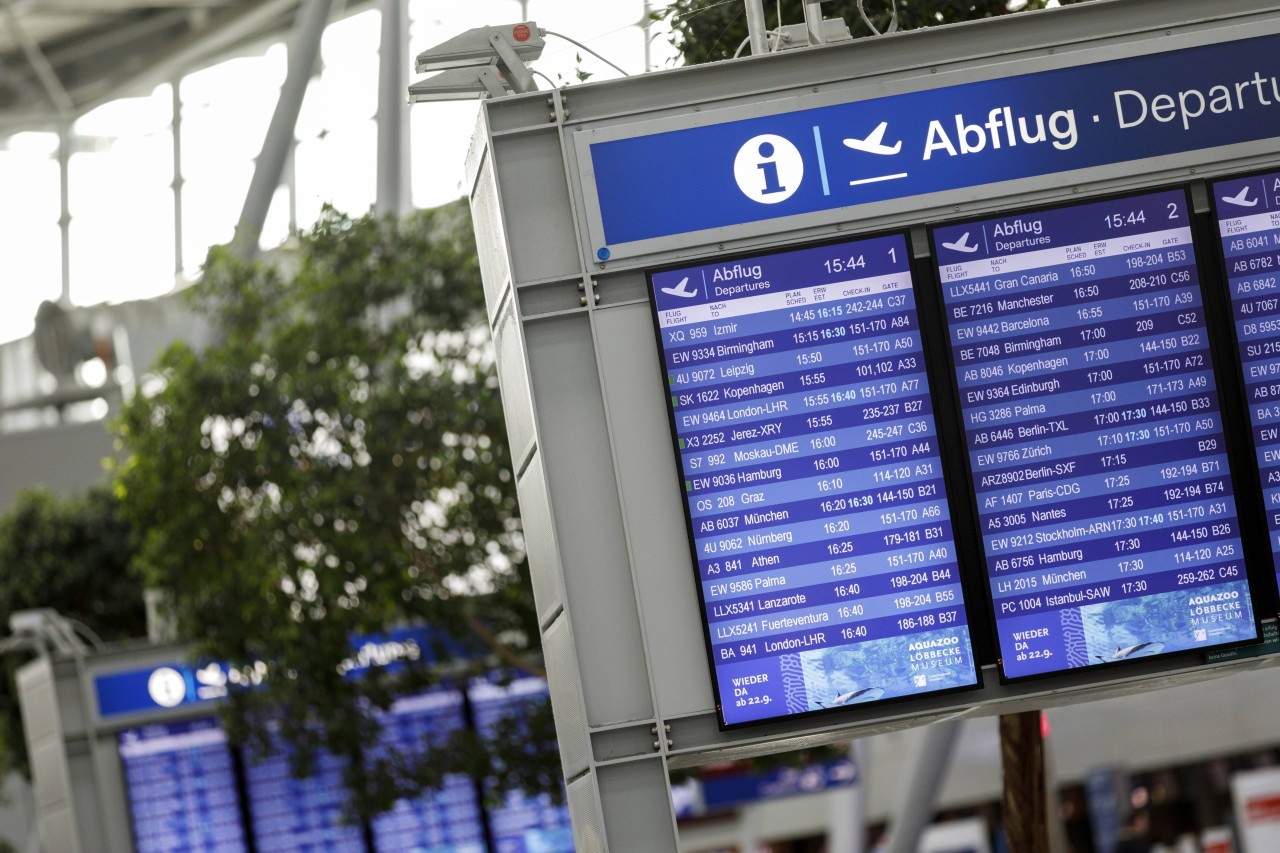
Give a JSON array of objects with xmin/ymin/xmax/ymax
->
[
  {"xmin": 586, "ymin": 32, "xmax": 1280, "ymax": 251},
  {"xmin": 94, "ymin": 627, "xmax": 436, "ymax": 719}
]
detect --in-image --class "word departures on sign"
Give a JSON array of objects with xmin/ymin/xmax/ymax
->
[{"xmin": 650, "ymin": 235, "xmax": 981, "ymax": 726}]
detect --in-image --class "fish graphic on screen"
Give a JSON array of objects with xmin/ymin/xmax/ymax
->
[
  {"xmin": 817, "ymin": 686, "xmax": 884, "ymax": 707},
  {"xmin": 1095, "ymin": 641, "xmax": 1165, "ymax": 662}
]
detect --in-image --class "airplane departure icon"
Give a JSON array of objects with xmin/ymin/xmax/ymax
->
[
  {"xmin": 843, "ymin": 122, "xmax": 902, "ymax": 156},
  {"xmin": 661, "ymin": 276, "xmax": 698, "ymax": 298},
  {"xmin": 1221, "ymin": 187, "xmax": 1259, "ymax": 208},
  {"xmin": 941, "ymin": 232, "xmax": 979, "ymax": 253}
]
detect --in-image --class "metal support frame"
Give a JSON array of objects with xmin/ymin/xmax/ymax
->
[
  {"xmin": 1, "ymin": 0, "xmax": 73, "ymax": 115},
  {"xmin": 86, "ymin": 0, "xmax": 301, "ymax": 119},
  {"xmin": 803, "ymin": 0, "xmax": 827, "ymax": 45},
  {"xmin": 57, "ymin": 122, "xmax": 71, "ymax": 306},
  {"xmin": 882, "ymin": 720, "xmax": 962, "ymax": 853},
  {"xmin": 744, "ymin": 0, "xmax": 770, "ymax": 57},
  {"xmin": 458, "ymin": 3, "xmax": 1280, "ymax": 850},
  {"xmin": 171, "ymin": 79, "xmax": 184, "ymax": 281},
  {"xmin": 232, "ymin": 0, "xmax": 333, "ymax": 259},
  {"xmin": 376, "ymin": 0, "xmax": 410, "ymax": 218},
  {"xmin": 489, "ymin": 33, "xmax": 537, "ymax": 94}
]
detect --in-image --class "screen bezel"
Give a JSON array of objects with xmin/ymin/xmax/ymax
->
[
  {"xmin": 117, "ymin": 717, "xmax": 252, "ymax": 852},
  {"xmin": 644, "ymin": 228, "xmax": 986, "ymax": 730},
  {"xmin": 924, "ymin": 183, "xmax": 1266, "ymax": 684},
  {"xmin": 1206, "ymin": 168, "xmax": 1280, "ymax": 617}
]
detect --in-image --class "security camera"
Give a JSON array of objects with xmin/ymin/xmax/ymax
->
[
  {"xmin": 408, "ymin": 65, "xmax": 510, "ymax": 103},
  {"xmin": 414, "ymin": 22, "xmax": 544, "ymax": 74}
]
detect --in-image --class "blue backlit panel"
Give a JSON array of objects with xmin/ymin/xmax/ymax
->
[
  {"xmin": 369, "ymin": 689, "xmax": 487, "ymax": 853},
  {"xmin": 649, "ymin": 232, "xmax": 981, "ymax": 727},
  {"xmin": 118, "ymin": 718, "xmax": 248, "ymax": 853},
  {"xmin": 469, "ymin": 677, "xmax": 573, "ymax": 853},
  {"xmin": 243, "ymin": 734, "xmax": 366, "ymax": 852},
  {"xmin": 932, "ymin": 187, "xmax": 1259, "ymax": 679},
  {"xmin": 1212, "ymin": 170, "xmax": 1280, "ymax": 597}
]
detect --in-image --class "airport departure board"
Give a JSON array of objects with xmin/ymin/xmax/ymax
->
[
  {"xmin": 468, "ymin": 677, "xmax": 575, "ymax": 853},
  {"xmin": 370, "ymin": 690, "xmax": 487, "ymax": 853},
  {"xmin": 1212, "ymin": 171, "xmax": 1280, "ymax": 593},
  {"xmin": 650, "ymin": 233, "xmax": 980, "ymax": 727},
  {"xmin": 933, "ymin": 188, "xmax": 1259, "ymax": 679},
  {"xmin": 118, "ymin": 719, "xmax": 248, "ymax": 853},
  {"xmin": 244, "ymin": 734, "xmax": 366, "ymax": 852}
]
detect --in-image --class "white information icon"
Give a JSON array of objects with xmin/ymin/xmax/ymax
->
[
  {"xmin": 733, "ymin": 134, "xmax": 803, "ymax": 204},
  {"xmin": 147, "ymin": 666, "xmax": 187, "ymax": 708}
]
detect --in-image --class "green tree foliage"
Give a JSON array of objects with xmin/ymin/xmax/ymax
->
[
  {"xmin": 0, "ymin": 486, "xmax": 145, "ymax": 777},
  {"xmin": 657, "ymin": 0, "xmax": 1079, "ymax": 65},
  {"xmin": 114, "ymin": 202, "xmax": 553, "ymax": 818}
]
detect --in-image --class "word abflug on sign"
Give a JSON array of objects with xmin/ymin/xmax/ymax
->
[{"xmin": 588, "ymin": 33, "xmax": 1280, "ymax": 252}]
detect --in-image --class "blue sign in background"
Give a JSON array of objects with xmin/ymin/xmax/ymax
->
[
  {"xmin": 590, "ymin": 33, "xmax": 1280, "ymax": 248},
  {"xmin": 118, "ymin": 719, "xmax": 248, "ymax": 853},
  {"xmin": 95, "ymin": 627, "xmax": 439, "ymax": 719}
]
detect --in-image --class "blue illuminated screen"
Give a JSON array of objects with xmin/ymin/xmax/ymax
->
[
  {"xmin": 369, "ymin": 690, "xmax": 486, "ymax": 853},
  {"xmin": 469, "ymin": 677, "xmax": 574, "ymax": 853},
  {"xmin": 243, "ymin": 730, "xmax": 366, "ymax": 852},
  {"xmin": 1212, "ymin": 171, "xmax": 1280, "ymax": 596},
  {"xmin": 118, "ymin": 718, "xmax": 248, "ymax": 853},
  {"xmin": 649, "ymin": 232, "xmax": 980, "ymax": 727},
  {"xmin": 932, "ymin": 187, "xmax": 1258, "ymax": 679}
]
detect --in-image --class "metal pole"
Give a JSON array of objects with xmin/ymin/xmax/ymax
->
[
  {"xmin": 57, "ymin": 122, "xmax": 71, "ymax": 306},
  {"xmin": 232, "ymin": 0, "xmax": 334, "ymax": 259},
  {"xmin": 803, "ymin": 0, "xmax": 826, "ymax": 45},
  {"xmin": 744, "ymin": 0, "xmax": 769, "ymax": 56},
  {"xmin": 1002, "ymin": 710, "xmax": 1051, "ymax": 853},
  {"xmin": 376, "ymin": 0, "xmax": 408, "ymax": 217},
  {"xmin": 882, "ymin": 719, "xmax": 963, "ymax": 853},
  {"xmin": 1, "ymin": 1, "xmax": 74, "ymax": 115},
  {"xmin": 642, "ymin": 0, "xmax": 653, "ymax": 72},
  {"xmin": 171, "ymin": 78, "xmax": 183, "ymax": 281},
  {"xmin": 850, "ymin": 738, "xmax": 869, "ymax": 852},
  {"xmin": 286, "ymin": 141, "xmax": 297, "ymax": 237}
]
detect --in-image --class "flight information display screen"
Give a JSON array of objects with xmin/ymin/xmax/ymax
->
[
  {"xmin": 468, "ymin": 676, "xmax": 574, "ymax": 853},
  {"xmin": 649, "ymin": 233, "xmax": 980, "ymax": 727},
  {"xmin": 932, "ymin": 187, "xmax": 1259, "ymax": 680},
  {"xmin": 370, "ymin": 689, "xmax": 487, "ymax": 853},
  {"xmin": 1211, "ymin": 170, "xmax": 1280, "ymax": 593},
  {"xmin": 118, "ymin": 718, "xmax": 248, "ymax": 853},
  {"xmin": 244, "ymin": 733, "xmax": 366, "ymax": 852}
]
